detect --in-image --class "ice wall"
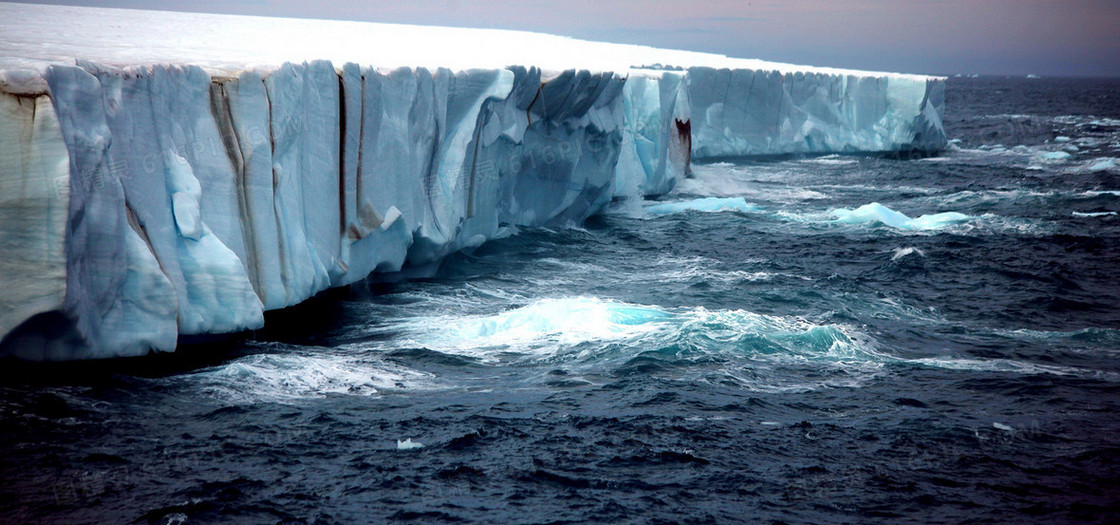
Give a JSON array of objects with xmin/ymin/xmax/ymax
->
[
  {"xmin": 0, "ymin": 90, "xmax": 70, "ymax": 358},
  {"xmin": 0, "ymin": 3, "xmax": 947, "ymax": 360},
  {"xmin": 0, "ymin": 61, "xmax": 638, "ymax": 359},
  {"xmin": 687, "ymin": 68, "xmax": 946, "ymax": 158},
  {"xmin": 614, "ymin": 71, "xmax": 692, "ymax": 198}
]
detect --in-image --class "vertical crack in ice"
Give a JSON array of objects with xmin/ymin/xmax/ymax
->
[
  {"xmin": 525, "ymin": 82, "xmax": 542, "ymax": 126},
  {"xmin": 466, "ymin": 110, "xmax": 483, "ymax": 219},
  {"xmin": 336, "ymin": 70, "xmax": 348, "ymax": 240},
  {"xmin": 261, "ymin": 76, "xmax": 291, "ymax": 296},
  {"xmin": 351, "ymin": 71, "xmax": 367, "ymax": 240},
  {"xmin": 208, "ymin": 78, "xmax": 260, "ymax": 297}
]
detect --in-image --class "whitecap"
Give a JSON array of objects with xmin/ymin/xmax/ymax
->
[
  {"xmin": 907, "ymin": 356, "xmax": 1114, "ymax": 379},
  {"xmin": 1072, "ymin": 211, "xmax": 1117, "ymax": 217},
  {"xmin": 399, "ymin": 297, "xmax": 671, "ymax": 361},
  {"xmin": 801, "ymin": 155, "xmax": 857, "ymax": 165},
  {"xmin": 182, "ymin": 350, "xmax": 434, "ymax": 404}
]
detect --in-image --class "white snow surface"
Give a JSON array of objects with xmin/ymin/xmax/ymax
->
[
  {"xmin": 0, "ymin": 2, "xmax": 934, "ymax": 83},
  {"xmin": 0, "ymin": 2, "xmax": 947, "ymax": 360}
]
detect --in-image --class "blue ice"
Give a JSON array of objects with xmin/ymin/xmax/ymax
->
[{"xmin": 831, "ymin": 203, "xmax": 969, "ymax": 231}]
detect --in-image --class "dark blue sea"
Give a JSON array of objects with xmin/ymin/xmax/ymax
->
[{"xmin": 3, "ymin": 77, "xmax": 1120, "ymax": 524}]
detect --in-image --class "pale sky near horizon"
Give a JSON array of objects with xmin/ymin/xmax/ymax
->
[{"xmin": 17, "ymin": 0, "xmax": 1120, "ymax": 77}]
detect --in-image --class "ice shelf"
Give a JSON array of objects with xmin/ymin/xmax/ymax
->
[{"xmin": 0, "ymin": 3, "xmax": 947, "ymax": 359}]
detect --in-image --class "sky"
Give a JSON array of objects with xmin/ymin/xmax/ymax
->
[{"xmin": 19, "ymin": 0, "xmax": 1120, "ymax": 77}]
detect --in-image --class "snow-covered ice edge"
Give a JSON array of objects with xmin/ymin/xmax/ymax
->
[{"xmin": 0, "ymin": 3, "xmax": 946, "ymax": 359}]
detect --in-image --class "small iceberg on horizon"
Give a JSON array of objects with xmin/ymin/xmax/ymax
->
[{"xmin": 831, "ymin": 203, "xmax": 970, "ymax": 231}]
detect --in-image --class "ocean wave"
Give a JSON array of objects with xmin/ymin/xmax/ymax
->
[
  {"xmin": 906, "ymin": 356, "xmax": 1120, "ymax": 380},
  {"xmin": 1082, "ymin": 190, "xmax": 1120, "ymax": 197},
  {"xmin": 180, "ymin": 348, "xmax": 435, "ymax": 404},
  {"xmin": 679, "ymin": 165, "xmax": 830, "ymax": 200},
  {"xmin": 799, "ymin": 155, "xmax": 858, "ymax": 165},
  {"xmin": 382, "ymin": 296, "xmax": 891, "ymax": 391},
  {"xmin": 1072, "ymin": 211, "xmax": 1118, "ymax": 218},
  {"xmin": 397, "ymin": 297, "xmax": 671, "ymax": 361}
]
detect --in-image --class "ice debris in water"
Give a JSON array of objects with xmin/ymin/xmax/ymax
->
[
  {"xmin": 397, "ymin": 438, "xmax": 424, "ymax": 450},
  {"xmin": 891, "ymin": 247, "xmax": 925, "ymax": 261},
  {"xmin": 993, "ymin": 422, "xmax": 1014, "ymax": 432},
  {"xmin": 831, "ymin": 203, "xmax": 969, "ymax": 231},
  {"xmin": 1087, "ymin": 158, "xmax": 1117, "ymax": 172},
  {"xmin": 645, "ymin": 197, "xmax": 763, "ymax": 216}
]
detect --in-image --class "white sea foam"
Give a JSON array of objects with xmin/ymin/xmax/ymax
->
[
  {"xmin": 645, "ymin": 197, "xmax": 765, "ymax": 216},
  {"xmin": 891, "ymin": 247, "xmax": 925, "ymax": 261},
  {"xmin": 800, "ymin": 155, "xmax": 858, "ymax": 165},
  {"xmin": 1072, "ymin": 211, "xmax": 1117, "ymax": 217},
  {"xmin": 184, "ymin": 350, "xmax": 434, "ymax": 403},
  {"xmin": 676, "ymin": 165, "xmax": 829, "ymax": 201},
  {"xmin": 907, "ymin": 356, "xmax": 1114, "ymax": 379}
]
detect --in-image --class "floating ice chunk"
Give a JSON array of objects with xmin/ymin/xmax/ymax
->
[
  {"xmin": 1039, "ymin": 151, "xmax": 1071, "ymax": 161},
  {"xmin": 993, "ymin": 422, "xmax": 1014, "ymax": 432},
  {"xmin": 831, "ymin": 203, "xmax": 969, "ymax": 231},
  {"xmin": 397, "ymin": 438, "xmax": 424, "ymax": 450},
  {"xmin": 890, "ymin": 247, "xmax": 925, "ymax": 261},
  {"xmin": 645, "ymin": 197, "xmax": 763, "ymax": 216},
  {"xmin": 1087, "ymin": 158, "xmax": 1117, "ymax": 172}
]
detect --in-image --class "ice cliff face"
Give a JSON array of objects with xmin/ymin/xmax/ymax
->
[
  {"xmin": 687, "ymin": 67, "xmax": 946, "ymax": 157},
  {"xmin": 0, "ymin": 3, "xmax": 947, "ymax": 360}
]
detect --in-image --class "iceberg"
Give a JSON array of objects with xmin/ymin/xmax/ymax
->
[
  {"xmin": 0, "ymin": 3, "xmax": 947, "ymax": 360},
  {"xmin": 831, "ymin": 203, "xmax": 969, "ymax": 231}
]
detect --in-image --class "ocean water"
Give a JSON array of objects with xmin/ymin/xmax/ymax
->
[{"xmin": 3, "ymin": 77, "xmax": 1120, "ymax": 524}]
